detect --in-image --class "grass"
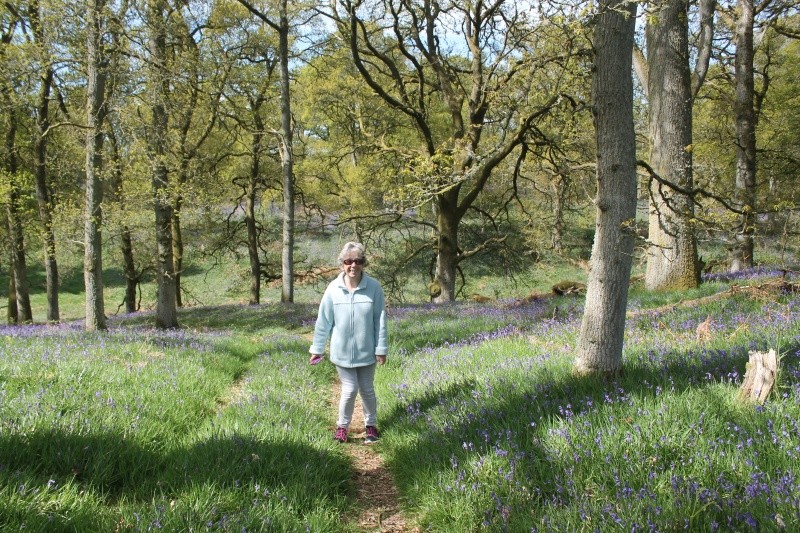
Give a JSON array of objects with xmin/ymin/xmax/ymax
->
[
  {"xmin": 1, "ymin": 266, "xmax": 799, "ymax": 531},
  {"xmin": 0, "ymin": 317, "xmax": 348, "ymax": 531},
  {"xmin": 376, "ymin": 272, "xmax": 800, "ymax": 531}
]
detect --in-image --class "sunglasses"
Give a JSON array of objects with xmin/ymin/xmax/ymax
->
[{"xmin": 343, "ymin": 258, "xmax": 365, "ymax": 266}]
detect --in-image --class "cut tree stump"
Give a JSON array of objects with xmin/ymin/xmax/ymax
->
[{"xmin": 739, "ymin": 349, "xmax": 778, "ymax": 404}]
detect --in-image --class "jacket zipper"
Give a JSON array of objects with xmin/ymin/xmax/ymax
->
[{"xmin": 349, "ymin": 290, "xmax": 355, "ymax": 363}]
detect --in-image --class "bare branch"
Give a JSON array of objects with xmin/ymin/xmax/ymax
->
[
  {"xmin": 637, "ymin": 159, "xmax": 746, "ymax": 215},
  {"xmin": 234, "ymin": 0, "xmax": 281, "ymax": 32},
  {"xmin": 692, "ymin": 0, "xmax": 715, "ymax": 97}
]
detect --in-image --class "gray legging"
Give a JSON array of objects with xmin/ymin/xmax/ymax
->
[{"xmin": 335, "ymin": 363, "xmax": 377, "ymax": 428}]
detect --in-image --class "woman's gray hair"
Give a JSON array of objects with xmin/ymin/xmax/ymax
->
[{"xmin": 337, "ymin": 241, "xmax": 369, "ymax": 266}]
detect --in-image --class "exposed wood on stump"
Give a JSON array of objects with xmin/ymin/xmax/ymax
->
[{"xmin": 739, "ymin": 349, "xmax": 778, "ymax": 404}]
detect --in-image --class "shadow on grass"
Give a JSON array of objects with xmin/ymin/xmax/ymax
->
[
  {"xmin": 380, "ymin": 337, "xmax": 800, "ymax": 528},
  {"xmin": 0, "ymin": 315, "xmax": 343, "ymax": 529},
  {"xmin": 107, "ymin": 302, "xmax": 320, "ymax": 334},
  {"xmin": 5, "ymin": 264, "xmax": 207, "ymax": 297},
  {"xmin": 0, "ymin": 430, "xmax": 349, "ymax": 528}
]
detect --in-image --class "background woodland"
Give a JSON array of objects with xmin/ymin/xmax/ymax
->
[{"xmin": 1, "ymin": 0, "xmax": 799, "ymax": 372}]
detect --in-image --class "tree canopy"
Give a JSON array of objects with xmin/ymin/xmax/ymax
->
[{"xmin": 0, "ymin": 0, "xmax": 798, "ymax": 335}]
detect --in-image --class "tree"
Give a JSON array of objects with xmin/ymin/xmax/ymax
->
[
  {"xmin": 574, "ymin": 0, "xmax": 638, "ymax": 376},
  {"xmin": 639, "ymin": 0, "xmax": 714, "ymax": 290},
  {"xmin": 234, "ymin": 63, "xmax": 280, "ymax": 305},
  {"xmin": 2, "ymin": 176, "xmax": 32, "ymax": 323},
  {"xmin": 83, "ymin": 0, "xmax": 110, "ymax": 331},
  {"xmin": 145, "ymin": 0, "xmax": 178, "ymax": 328},
  {"xmin": 755, "ymin": 23, "xmax": 800, "ymax": 241},
  {"xmin": 331, "ymin": 0, "xmax": 574, "ymax": 302},
  {"xmin": 102, "ymin": 14, "xmax": 141, "ymax": 315},
  {"xmin": 27, "ymin": 0, "xmax": 65, "ymax": 322},
  {"xmin": 168, "ymin": 7, "xmax": 226, "ymax": 307},
  {"xmin": 243, "ymin": 94, "xmax": 269, "ymax": 305},
  {"xmin": 691, "ymin": 2, "xmax": 797, "ymax": 269},
  {"xmin": 107, "ymin": 128, "xmax": 141, "ymax": 314},
  {"xmin": 216, "ymin": 29, "xmax": 281, "ymax": 306},
  {"xmin": 293, "ymin": 41, "xmax": 416, "ymax": 221},
  {"xmin": 236, "ymin": 0, "xmax": 296, "ymax": 303},
  {"xmin": 1, "ymin": 7, "xmax": 33, "ymax": 323},
  {"xmin": 730, "ymin": 0, "xmax": 757, "ymax": 271}
]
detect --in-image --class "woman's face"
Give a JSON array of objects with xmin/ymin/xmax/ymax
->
[{"xmin": 341, "ymin": 250, "xmax": 365, "ymax": 281}]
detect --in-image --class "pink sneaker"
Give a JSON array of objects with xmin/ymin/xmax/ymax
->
[
  {"xmin": 365, "ymin": 426, "xmax": 380, "ymax": 443},
  {"xmin": 333, "ymin": 426, "xmax": 348, "ymax": 443}
]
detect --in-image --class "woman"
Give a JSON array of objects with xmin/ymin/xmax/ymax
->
[{"xmin": 309, "ymin": 242, "xmax": 388, "ymax": 443}]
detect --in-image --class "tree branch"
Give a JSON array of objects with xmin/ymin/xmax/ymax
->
[
  {"xmin": 637, "ymin": 159, "xmax": 746, "ymax": 215},
  {"xmin": 692, "ymin": 0, "xmax": 715, "ymax": 98},
  {"xmin": 234, "ymin": 0, "xmax": 281, "ymax": 32}
]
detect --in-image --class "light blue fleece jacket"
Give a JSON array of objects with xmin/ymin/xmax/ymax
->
[{"xmin": 309, "ymin": 272, "xmax": 388, "ymax": 368}]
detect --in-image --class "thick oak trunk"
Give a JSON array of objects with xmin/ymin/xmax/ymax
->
[
  {"xmin": 433, "ymin": 190, "xmax": 461, "ymax": 303},
  {"xmin": 644, "ymin": 0, "xmax": 700, "ymax": 290}
]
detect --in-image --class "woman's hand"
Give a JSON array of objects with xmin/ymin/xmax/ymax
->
[
  {"xmin": 309, "ymin": 354, "xmax": 324, "ymax": 365},
  {"xmin": 376, "ymin": 355, "xmax": 387, "ymax": 365}
]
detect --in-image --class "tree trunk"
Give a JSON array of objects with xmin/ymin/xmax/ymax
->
[
  {"xmin": 5, "ymin": 188, "xmax": 32, "ymax": 323},
  {"xmin": 6, "ymin": 262, "xmax": 17, "ymax": 324},
  {"xmin": 108, "ymin": 124, "xmax": 139, "ymax": 315},
  {"xmin": 2, "ymin": 106, "xmax": 32, "ymax": 322},
  {"xmin": 171, "ymin": 204, "xmax": 184, "ymax": 307},
  {"xmin": 246, "ymin": 123, "xmax": 263, "ymax": 305},
  {"xmin": 232, "ymin": 0, "xmax": 289, "ymax": 302},
  {"xmin": 574, "ymin": 0, "xmax": 638, "ymax": 376},
  {"xmin": 30, "ymin": 0, "xmax": 59, "ymax": 322},
  {"xmin": 121, "ymin": 226, "xmax": 138, "ymax": 313},
  {"xmin": 433, "ymin": 189, "xmax": 461, "ymax": 303},
  {"xmin": 730, "ymin": 0, "xmax": 756, "ymax": 271},
  {"xmin": 551, "ymin": 174, "xmax": 567, "ymax": 252},
  {"xmin": 147, "ymin": 0, "xmax": 177, "ymax": 328},
  {"xmin": 84, "ymin": 0, "xmax": 107, "ymax": 331},
  {"xmin": 246, "ymin": 185, "xmax": 260, "ymax": 305},
  {"xmin": 99, "ymin": 16, "xmax": 136, "ymax": 316},
  {"xmin": 33, "ymin": 82, "xmax": 60, "ymax": 323},
  {"xmin": 152, "ymin": 133, "xmax": 178, "ymax": 328},
  {"xmin": 169, "ymin": 10, "xmax": 215, "ymax": 310},
  {"xmin": 278, "ymin": 7, "xmax": 294, "ymax": 304},
  {"xmin": 644, "ymin": 0, "xmax": 700, "ymax": 290},
  {"xmin": 169, "ymin": 53, "xmax": 194, "ymax": 311}
]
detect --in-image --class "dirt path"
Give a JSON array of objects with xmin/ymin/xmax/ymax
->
[{"xmin": 331, "ymin": 381, "xmax": 410, "ymax": 532}]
